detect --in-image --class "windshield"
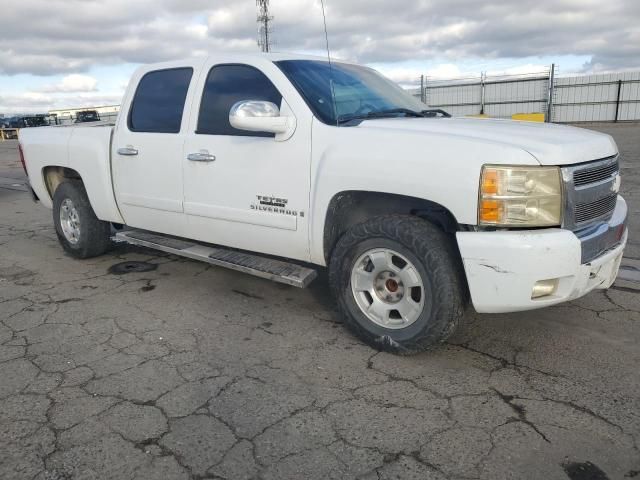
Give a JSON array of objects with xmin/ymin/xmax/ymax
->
[{"xmin": 276, "ymin": 60, "xmax": 427, "ymax": 125}]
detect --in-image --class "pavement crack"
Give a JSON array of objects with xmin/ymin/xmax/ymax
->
[{"xmin": 491, "ymin": 388, "xmax": 550, "ymax": 443}]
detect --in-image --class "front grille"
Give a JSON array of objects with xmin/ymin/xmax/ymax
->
[
  {"xmin": 562, "ymin": 155, "xmax": 625, "ymax": 263},
  {"xmin": 573, "ymin": 159, "xmax": 618, "ymax": 186},
  {"xmin": 575, "ymin": 194, "xmax": 617, "ymax": 224},
  {"xmin": 562, "ymin": 156, "xmax": 619, "ymax": 230}
]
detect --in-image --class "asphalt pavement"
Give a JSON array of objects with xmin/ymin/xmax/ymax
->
[{"xmin": 0, "ymin": 123, "xmax": 639, "ymax": 479}]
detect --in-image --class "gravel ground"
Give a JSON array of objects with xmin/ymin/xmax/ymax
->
[{"xmin": 0, "ymin": 123, "xmax": 639, "ymax": 480}]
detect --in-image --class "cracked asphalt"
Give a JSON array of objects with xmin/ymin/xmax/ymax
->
[{"xmin": 1, "ymin": 122, "xmax": 639, "ymax": 480}]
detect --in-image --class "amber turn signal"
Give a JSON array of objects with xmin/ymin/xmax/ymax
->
[
  {"xmin": 481, "ymin": 169, "xmax": 498, "ymax": 195},
  {"xmin": 480, "ymin": 199, "xmax": 501, "ymax": 223}
]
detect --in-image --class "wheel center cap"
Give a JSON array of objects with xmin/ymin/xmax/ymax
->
[{"xmin": 374, "ymin": 271, "xmax": 404, "ymax": 303}]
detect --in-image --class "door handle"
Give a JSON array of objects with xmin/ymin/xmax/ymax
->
[
  {"xmin": 187, "ymin": 152, "xmax": 216, "ymax": 162},
  {"xmin": 117, "ymin": 146, "xmax": 138, "ymax": 156}
]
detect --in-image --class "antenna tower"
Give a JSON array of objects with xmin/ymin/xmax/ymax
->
[{"xmin": 257, "ymin": 0, "xmax": 273, "ymax": 52}]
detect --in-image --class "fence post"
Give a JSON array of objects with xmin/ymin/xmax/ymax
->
[
  {"xmin": 420, "ymin": 75, "xmax": 426, "ymax": 104},
  {"xmin": 546, "ymin": 63, "xmax": 555, "ymax": 122},
  {"xmin": 614, "ymin": 79, "xmax": 623, "ymax": 122},
  {"xmin": 480, "ymin": 72, "xmax": 486, "ymax": 115}
]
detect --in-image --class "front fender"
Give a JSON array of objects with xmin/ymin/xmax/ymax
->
[{"xmin": 308, "ymin": 121, "xmax": 538, "ymax": 265}]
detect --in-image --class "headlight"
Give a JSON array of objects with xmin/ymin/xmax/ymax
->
[{"xmin": 479, "ymin": 165, "xmax": 562, "ymax": 227}]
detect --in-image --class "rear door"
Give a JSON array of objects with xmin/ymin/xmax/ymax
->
[
  {"xmin": 181, "ymin": 61, "xmax": 312, "ymax": 261},
  {"xmin": 112, "ymin": 63, "xmax": 200, "ymax": 235}
]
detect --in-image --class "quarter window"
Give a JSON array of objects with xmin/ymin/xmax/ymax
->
[
  {"xmin": 128, "ymin": 68, "xmax": 193, "ymax": 133},
  {"xmin": 197, "ymin": 64, "xmax": 282, "ymax": 137}
]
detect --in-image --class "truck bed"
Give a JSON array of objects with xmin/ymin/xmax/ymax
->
[{"xmin": 19, "ymin": 124, "xmax": 124, "ymax": 224}]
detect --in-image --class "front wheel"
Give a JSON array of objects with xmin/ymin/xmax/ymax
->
[
  {"xmin": 52, "ymin": 181, "xmax": 111, "ymax": 258},
  {"xmin": 329, "ymin": 215, "xmax": 466, "ymax": 354}
]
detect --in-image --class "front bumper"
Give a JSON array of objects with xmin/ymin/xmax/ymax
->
[{"xmin": 457, "ymin": 196, "xmax": 627, "ymax": 314}]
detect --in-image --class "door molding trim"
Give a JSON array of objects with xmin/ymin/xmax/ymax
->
[
  {"xmin": 120, "ymin": 193, "xmax": 183, "ymax": 213},
  {"xmin": 184, "ymin": 202, "xmax": 297, "ymax": 231}
]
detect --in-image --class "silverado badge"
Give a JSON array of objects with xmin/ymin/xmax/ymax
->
[{"xmin": 251, "ymin": 195, "xmax": 304, "ymax": 217}]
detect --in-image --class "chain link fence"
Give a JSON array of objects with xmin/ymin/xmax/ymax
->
[{"xmin": 412, "ymin": 66, "xmax": 640, "ymax": 123}]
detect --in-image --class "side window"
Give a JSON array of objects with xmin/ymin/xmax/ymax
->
[
  {"xmin": 197, "ymin": 64, "xmax": 282, "ymax": 137},
  {"xmin": 128, "ymin": 68, "xmax": 193, "ymax": 133}
]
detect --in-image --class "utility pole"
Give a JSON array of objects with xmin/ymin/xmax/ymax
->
[{"xmin": 257, "ymin": 0, "xmax": 273, "ymax": 53}]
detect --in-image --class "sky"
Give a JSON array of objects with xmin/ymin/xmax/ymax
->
[{"xmin": 1, "ymin": 0, "xmax": 639, "ymax": 114}]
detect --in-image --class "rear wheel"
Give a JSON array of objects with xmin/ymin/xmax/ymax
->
[
  {"xmin": 53, "ymin": 181, "xmax": 111, "ymax": 258},
  {"xmin": 329, "ymin": 215, "xmax": 466, "ymax": 354}
]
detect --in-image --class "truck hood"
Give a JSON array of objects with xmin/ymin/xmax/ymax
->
[{"xmin": 357, "ymin": 117, "xmax": 618, "ymax": 166}]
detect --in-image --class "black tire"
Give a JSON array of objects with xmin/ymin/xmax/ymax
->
[
  {"xmin": 329, "ymin": 215, "xmax": 466, "ymax": 354},
  {"xmin": 52, "ymin": 181, "xmax": 111, "ymax": 259}
]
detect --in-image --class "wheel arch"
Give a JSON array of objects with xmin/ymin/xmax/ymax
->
[
  {"xmin": 42, "ymin": 166, "xmax": 83, "ymax": 203},
  {"xmin": 40, "ymin": 165, "xmax": 125, "ymax": 225},
  {"xmin": 322, "ymin": 190, "xmax": 460, "ymax": 264}
]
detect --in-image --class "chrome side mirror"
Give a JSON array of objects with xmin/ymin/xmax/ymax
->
[{"xmin": 229, "ymin": 100, "xmax": 295, "ymax": 140}]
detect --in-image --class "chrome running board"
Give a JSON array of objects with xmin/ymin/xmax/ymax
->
[{"xmin": 112, "ymin": 230, "xmax": 317, "ymax": 288}]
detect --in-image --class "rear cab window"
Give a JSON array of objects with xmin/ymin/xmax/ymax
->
[{"xmin": 128, "ymin": 67, "xmax": 193, "ymax": 133}]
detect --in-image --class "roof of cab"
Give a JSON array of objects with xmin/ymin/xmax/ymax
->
[{"xmin": 134, "ymin": 52, "xmax": 356, "ymax": 73}]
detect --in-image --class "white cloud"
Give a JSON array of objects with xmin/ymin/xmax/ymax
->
[
  {"xmin": 1, "ymin": 0, "xmax": 639, "ymax": 112},
  {"xmin": 0, "ymin": 0, "xmax": 638, "ymax": 77},
  {"xmin": 425, "ymin": 64, "xmax": 465, "ymax": 80},
  {"xmin": 0, "ymin": 92, "xmax": 123, "ymax": 115},
  {"xmin": 382, "ymin": 65, "xmax": 465, "ymax": 86},
  {"xmin": 0, "ymin": 92, "xmax": 56, "ymax": 113},
  {"xmin": 485, "ymin": 64, "xmax": 550, "ymax": 77},
  {"xmin": 38, "ymin": 74, "xmax": 98, "ymax": 93}
]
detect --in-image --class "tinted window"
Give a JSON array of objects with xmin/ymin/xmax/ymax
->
[
  {"xmin": 197, "ymin": 64, "xmax": 282, "ymax": 136},
  {"xmin": 129, "ymin": 68, "xmax": 193, "ymax": 133}
]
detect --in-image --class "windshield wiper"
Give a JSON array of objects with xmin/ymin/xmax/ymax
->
[
  {"xmin": 337, "ymin": 108, "xmax": 425, "ymax": 125},
  {"xmin": 376, "ymin": 108, "xmax": 425, "ymax": 117},
  {"xmin": 421, "ymin": 108, "xmax": 451, "ymax": 118}
]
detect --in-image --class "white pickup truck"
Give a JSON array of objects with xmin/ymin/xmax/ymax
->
[{"xmin": 19, "ymin": 53, "xmax": 627, "ymax": 353}]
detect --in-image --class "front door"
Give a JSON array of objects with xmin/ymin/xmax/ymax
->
[{"xmin": 182, "ymin": 62, "xmax": 311, "ymax": 261}]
